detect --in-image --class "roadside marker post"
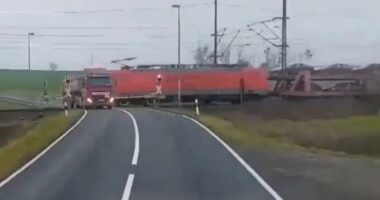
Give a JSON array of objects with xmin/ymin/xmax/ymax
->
[
  {"xmin": 64, "ymin": 101, "xmax": 68, "ymax": 117},
  {"xmin": 195, "ymin": 99, "xmax": 200, "ymax": 116},
  {"xmin": 43, "ymin": 80, "xmax": 49, "ymax": 105}
]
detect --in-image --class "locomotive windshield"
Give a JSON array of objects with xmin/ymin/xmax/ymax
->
[{"xmin": 86, "ymin": 76, "xmax": 112, "ymax": 86}]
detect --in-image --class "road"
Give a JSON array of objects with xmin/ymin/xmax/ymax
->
[{"xmin": 0, "ymin": 109, "xmax": 282, "ymax": 200}]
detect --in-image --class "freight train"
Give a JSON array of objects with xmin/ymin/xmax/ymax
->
[
  {"xmin": 62, "ymin": 64, "xmax": 378, "ymax": 108},
  {"xmin": 110, "ymin": 64, "xmax": 270, "ymax": 105}
]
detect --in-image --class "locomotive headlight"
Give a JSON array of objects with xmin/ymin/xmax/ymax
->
[{"xmin": 157, "ymin": 74, "xmax": 162, "ymax": 82}]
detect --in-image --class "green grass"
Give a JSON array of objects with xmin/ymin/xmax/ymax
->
[
  {"xmin": 208, "ymin": 112, "xmax": 380, "ymax": 157},
  {"xmin": 199, "ymin": 115, "xmax": 284, "ymax": 148},
  {"xmin": 0, "ymin": 69, "xmax": 79, "ymax": 97},
  {"xmin": 0, "ymin": 110, "xmax": 83, "ymax": 181},
  {"xmin": 166, "ymin": 108, "xmax": 380, "ymax": 157}
]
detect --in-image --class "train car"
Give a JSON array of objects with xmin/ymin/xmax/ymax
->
[{"xmin": 110, "ymin": 65, "xmax": 270, "ymax": 105}]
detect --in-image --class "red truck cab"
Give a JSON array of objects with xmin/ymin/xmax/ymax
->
[
  {"xmin": 63, "ymin": 68, "xmax": 114, "ymax": 109},
  {"xmin": 82, "ymin": 68, "xmax": 114, "ymax": 109}
]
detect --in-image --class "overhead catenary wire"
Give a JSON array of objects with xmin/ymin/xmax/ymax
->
[
  {"xmin": 0, "ymin": 33, "xmax": 104, "ymax": 38},
  {"xmin": 248, "ymin": 28, "xmax": 281, "ymax": 47},
  {"xmin": 221, "ymin": 30, "xmax": 241, "ymax": 56},
  {"xmin": 52, "ymin": 47, "xmax": 130, "ymax": 50},
  {"xmin": 0, "ymin": 25, "xmax": 168, "ymax": 30},
  {"xmin": 51, "ymin": 42, "xmax": 132, "ymax": 46}
]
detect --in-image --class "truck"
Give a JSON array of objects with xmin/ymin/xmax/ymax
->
[{"xmin": 62, "ymin": 68, "xmax": 114, "ymax": 109}]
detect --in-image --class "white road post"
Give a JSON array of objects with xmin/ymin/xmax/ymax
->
[
  {"xmin": 64, "ymin": 101, "xmax": 69, "ymax": 117},
  {"xmin": 195, "ymin": 98, "xmax": 200, "ymax": 116}
]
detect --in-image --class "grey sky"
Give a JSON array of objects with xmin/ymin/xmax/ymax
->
[{"xmin": 0, "ymin": 0, "xmax": 379, "ymax": 70}]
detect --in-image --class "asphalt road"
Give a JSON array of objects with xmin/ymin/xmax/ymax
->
[{"xmin": 0, "ymin": 109, "xmax": 282, "ymax": 200}]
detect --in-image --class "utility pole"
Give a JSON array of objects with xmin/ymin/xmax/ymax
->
[
  {"xmin": 281, "ymin": 0, "xmax": 287, "ymax": 75},
  {"xmin": 172, "ymin": 4, "xmax": 181, "ymax": 67},
  {"xmin": 27, "ymin": 32, "xmax": 35, "ymax": 71},
  {"xmin": 213, "ymin": 0, "xmax": 218, "ymax": 65}
]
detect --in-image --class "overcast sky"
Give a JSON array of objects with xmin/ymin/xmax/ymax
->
[{"xmin": 0, "ymin": 0, "xmax": 379, "ymax": 70}]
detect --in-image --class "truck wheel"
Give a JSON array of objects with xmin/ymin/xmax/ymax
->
[
  {"xmin": 107, "ymin": 106, "xmax": 113, "ymax": 110},
  {"xmin": 70, "ymin": 102, "xmax": 75, "ymax": 109}
]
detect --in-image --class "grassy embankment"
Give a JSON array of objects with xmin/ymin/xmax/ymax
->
[
  {"xmin": 0, "ymin": 111, "xmax": 83, "ymax": 181},
  {"xmin": 0, "ymin": 69, "xmax": 79, "ymax": 98},
  {"xmin": 168, "ymin": 108, "xmax": 380, "ymax": 157},
  {"xmin": 0, "ymin": 101, "xmax": 30, "ymax": 110}
]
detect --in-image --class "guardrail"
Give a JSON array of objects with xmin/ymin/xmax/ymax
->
[{"xmin": 0, "ymin": 95, "xmax": 62, "ymax": 109}]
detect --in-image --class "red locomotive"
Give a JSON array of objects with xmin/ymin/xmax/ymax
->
[{"xmin": 110, "ymin": 64, "xmax": 270, "ymax": 105}]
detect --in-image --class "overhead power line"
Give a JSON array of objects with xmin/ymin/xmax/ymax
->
[
  {"xmin": 0, "ymin": 25, "xmax": 167, "ymax": 30},
  {"xmin": 0, "ymin": 33, "xmax": 103, "ymax": 38},
  {"xmin": 36, "ymin": 34, "xmax": 103, "ymax": 38},
  {"xmin": 51, "ymin": 42, "xmax": 132, "ymax": 46},
  {"xmin": 248, "ymin": 28, "xmax": 281, "ymax": 47},
  {"xmin": 0, "ymin": 47, "xmax": 21, "ymax": 49},
  {"xmin": 52, "ymin": 46, "xmax": 130, "ymax": 50}
]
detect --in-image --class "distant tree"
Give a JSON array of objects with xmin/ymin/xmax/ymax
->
[
  {"xmin": 305, "ymin": 49, "xmax": 313, "ymax": 61},
  {"xmin": 194, "ymin": 43, "xmax": 212, "ymax": 64},
  {"xmin": 264, "ymin": 47, "xmax": 280, "ymax": 69},
  {"xmin": 237, "ymin": 59, "xmax": 250, "ymax": 65},
  {"xmin": 271, "ymin": 53, "xmax": 280, "ymax": 68},
  {"xmin": 260, "ymin": 62, "xmax": 269, "ymax": 68},
  {"xmin": 49, "ymin": 62, "xmax": 58, "ymax": 71},
  {"xmin": 237, "ymin": 46, "xmax": 244, "ymax": 62},
  {"xmin": 219, "ymin": 43, "xmax": 231, "ymax": 64}
]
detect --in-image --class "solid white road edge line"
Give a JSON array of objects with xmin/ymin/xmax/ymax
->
[
  {"xmin": 121, "ymin": 174, "xmax": 135, "ymax": 200},
  {"xmin": 181, "ymin": 115, "xmax": 284, "ymax": 200},
  {"xmin": 142, "ymin": 108, "xmax": 283, "ymax": 199},
  {"xmin": 119, "ymin": 109, "xmax": 140, "ymax": 165},
  {"xmin": 0, "ymin": 110, "xmax": 88, "ymax": 188}
]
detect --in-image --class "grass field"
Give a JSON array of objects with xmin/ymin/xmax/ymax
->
[
  {"xmin": 0, "ymin": 70, "xmax": 79, "ymax": 97},
  {"xmin": 201, "ymin": 112, "xmax": 380, "ymax": 156},
  {"xmin": 0, "ymin": 110, "xmax": 83, "ymax": 181},
  {"xmin": 164, "ymin": 107, "xmax": 380, "ymax": 157}
]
